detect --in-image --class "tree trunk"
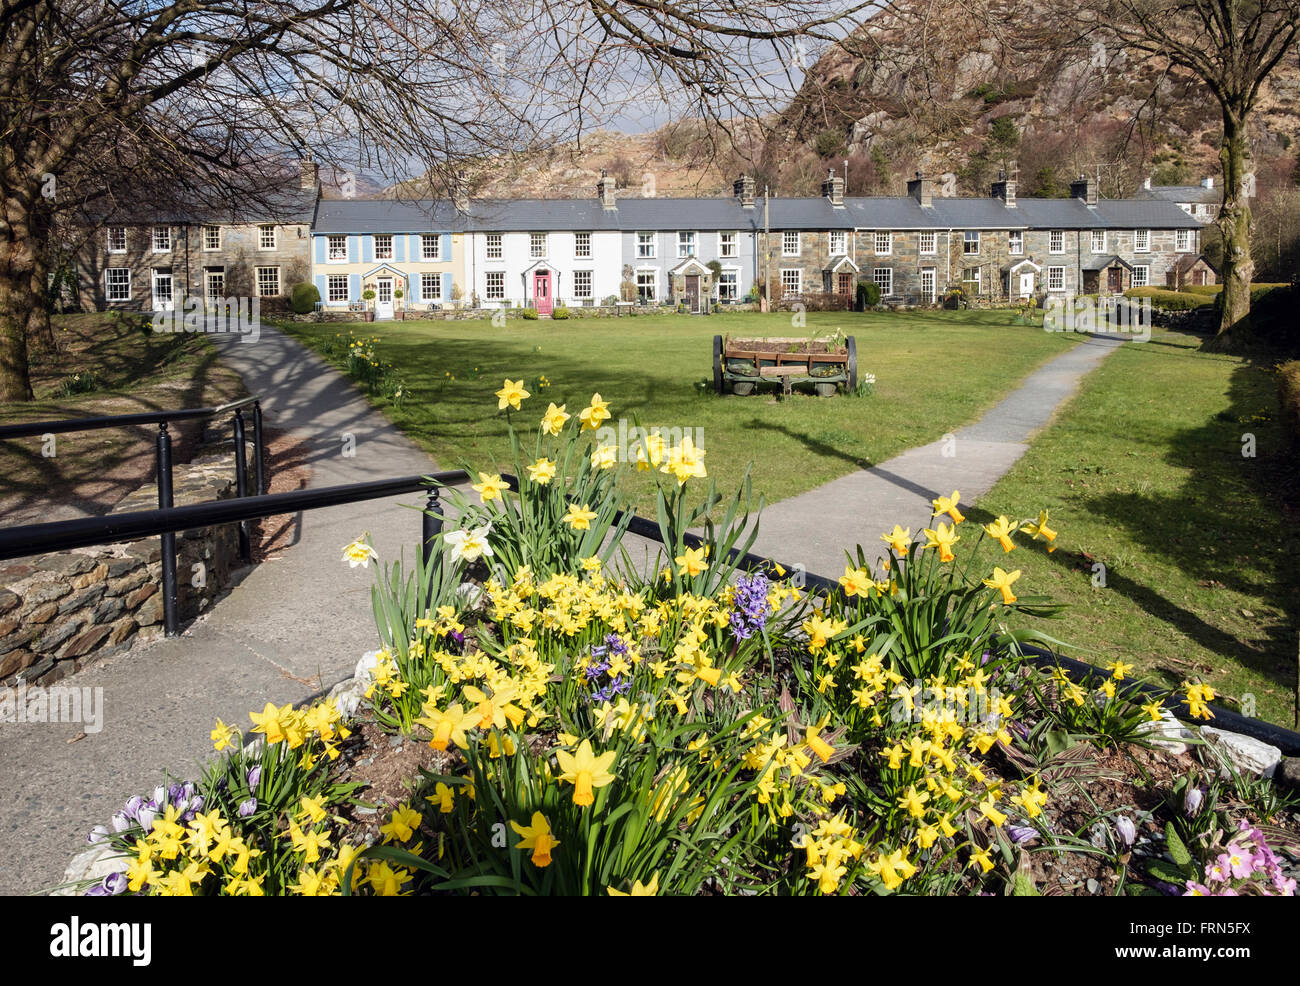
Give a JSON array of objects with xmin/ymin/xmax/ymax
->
[
  {"xmin": 26, "ymin": 249, "xmax": 56, "ymax": 354},
  {"xmin": 1215, "ymin": 108, "xmax": 1254, "ymax": 337},
  {"xmin": 1, "ymin": 240, "xmax": 36, "ymax": 402}
]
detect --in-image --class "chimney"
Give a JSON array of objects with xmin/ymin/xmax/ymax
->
[
  {"xmin": 991, "ymin": 170, "xmax": 1017, "ymax": 208},
  {"xmin": 597, "ymin": 169, "xmax": 617, "ymax": 210},
  {"xmin": 1070, "ymin": 174, "xmax": 1098, "ymax": 207},
  {"xmin": 1202, "ymin": 177, "xmax": 1214, "ymax": 189},
  {"xmin": 451, "ymin": 169, "xmax": 470, "ymax": 213},
  {"xmin": 907, "ymin": 171, "xmax": 935, "ymax": 208},
  {"xmin": 300, "ymin": 155, "xmax": 319, "ymax": 191},
  {"xmin": 821, "ymin": 168, "xmax": 845, "ymax": 207},
  {"xmin": 733, "ymin": 174, "xmax": 756, "ymax": 208}
]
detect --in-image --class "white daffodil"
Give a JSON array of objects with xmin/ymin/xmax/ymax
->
[{"xmin": 444, "ymin": 524, "xmax": 493, "ymax": 564}]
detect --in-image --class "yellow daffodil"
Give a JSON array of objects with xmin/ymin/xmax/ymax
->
[
  {"xmin": 1140, "ymin": 699, "xmax": 1164, "ymax": 721},
  {"xmin": 555, "ymin": 739, "xmax": 617, "ymax": 806},
  {"xmin": 982, "ymin": 567, "xmax": 1021, "ymax": 605},
  {"xmin": 922, "ymin": 522, "xmax": 960, "ymax": 562},
  {"xmin": 495, "ymin": 378, "xmax": 530, "ymax": 410},
  {"xmin": 839, "ymin": 565, "xmax": 873, "ymax": 596},
  {"xmin": 932, "ymin": 490, "xmax": 965, "ymax": 524},
  {"xmin": 562, "ymin": 503, "xmax": 598, "ymax": 530},
  {"xmin": 1106, "ymin": 660, "xmax": 1134, "ymax": 680},
  {"xmin": 540, "ymin": 402, "xmax": 570, "ymax": 435},
  {"xmin": 527, "ymin": 457, "xmax": 556, "ymax": 485},
  {"xmin": 472, "ymin": 472, "xmax": 508, "ymax": 502},
  {"xmin": 380, "ymin": 803, "xmax": 422, "ymax": 843},
  {"xmin": 210, "ymin": 719, "xmax": 236, "ymax": 752},
  {"xmin": 983, "ymin": 516, "xmax": 1017, "ymax": 552},
  {"xmin": 590, "ymin": 444, "xmax": 619, "ymax": 470},
  {"xmin": 1020, "ymin": 510, "xmax": 1058, "ymax": 551},
  {"xmin": 511, "ymin": 811, "xmax": 560, "ymax": 867},
  {"xmin": 880, "ymin": 525, "xmax": 911, "ymax": 555},
  {"xmin": 675, "ymin": 546, "xmax": 709, "ymax": 578},
  {"xmin": 414, "ymin": 702, "xmax": 479, "ymax": 751},
  {"xmin": 661, "ymin": 437, "xmax": 707, "ymax": 485},
  {"xmin": 608, "ymin": 872, "xmax": 659, "ymax": 896},
  {"xmin": 579, "ymin": 393, "xmax": 611, "ymax": 431}
]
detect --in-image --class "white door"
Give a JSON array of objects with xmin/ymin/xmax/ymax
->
[
  {"xmin": 921, "ymin": 268, "xmax": 936, "ymax": 303},
  {"xmin": 152, "ymin": 270, "xmax": 174, "ymax": 311},
  {"xmin": 376, "ymin": 277, "xmax": 394, "ymax": 319},
  {"xmin": 1019, "ymin": 272, "xmax": 1035, "ymax": 299}
]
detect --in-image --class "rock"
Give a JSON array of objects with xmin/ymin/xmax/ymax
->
[
  {"xmin": 1136, "ymin": 708, "xmax": 1194, "ymax": 755},
  {"xmin": 0, "ymin": 623, "xmax": 40, "ymax": 655},
  {"xmin": 0, "ymin": 648, "xmax": 35, "ymax": 679},
  {"xmin": 106, "ymin": 617, "xmax": 138, "ymax": 646},
  {"xmin": 354, "ymin": 649, "xmax": 382, "ymax": 683},
  {"xmin": 0, "ymin": 590, "xmax": 19, "ymax": 615},
  {"xmin": 56, "ymin": 843, "xmax": 128, "ymax": 896},
  {"xmin": 134, "ymin": 594, "xmax": 163, "ymax": 627},
  {"xmin": 1275, "ymin": 758, "xmax": 1300, "ymax": 793},
  {"xmin": 32, "ymin": 554, "xmax": 96, "ymax": 578},
  {"xmin": 35, "ymin": 616, "xmax": 84, "ymax": 653},
  {"xmin": 456, "ymin": 582, "xmax": 486, "ymax": 610},
  {"xmin": 124, "ymin": 582, "xmax": 158, "ymax": 611},
  {"xmin": 106, "ymin": 557, "xmax": 144, "ymax": 579},
  {"xmin": 1199, "ymin": 726, "xmax": 1282, "ymax": 778},
  {"xmin": 59, "ymin": 624, "xmax": 113, "ymax": 661},
  {"xmin": 57, "ymin": 583, "xmax": 106, "ymax": 616},
  {"xmin": 108, "ymin": 568, "xmax": 149, "ymax": 595},
  {"xmin": 25, "ymin": 602, "xmax": 58, "ymax": 624},
  {"xmin": 19, "ymin": 581, "xmax": 71, "ymax": 610},
  {"xmin": 71, "ymin": 563, "xmax": 110, "ymax": 590}
]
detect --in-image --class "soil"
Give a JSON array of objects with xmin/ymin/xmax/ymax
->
[
  {"xmin": 726, "ymin": 338, "xmax": 847, "ymax": 355},
  {"xmin": 250, "ymin": 427, "xmax": 314, "ymax": 561}
]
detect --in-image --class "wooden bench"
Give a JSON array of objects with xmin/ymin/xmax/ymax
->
[{"xmin": 759, "ymin": 364, "xmax": 805, "ymax": 396}]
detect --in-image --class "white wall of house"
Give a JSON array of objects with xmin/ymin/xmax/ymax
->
[{"xmin": 467, "ymin": 229, "xmax": 622, "ymax": 308}]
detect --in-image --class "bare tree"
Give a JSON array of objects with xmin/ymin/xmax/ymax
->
[{"xmin": 1, "ymin": 0, "xmax": 871, "ymax": 401}]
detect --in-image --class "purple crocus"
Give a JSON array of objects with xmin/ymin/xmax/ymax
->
[
  {"xmin": 237, "ymin": 797, "xmax": 258, "ymax": 818},
  {"xmin": 1115, "ymin": 816, "xmax": 1136, "ymax": 847},
  {"xmin": 246, "ymin": 765, "xmax": 261, "ymax": 789}
]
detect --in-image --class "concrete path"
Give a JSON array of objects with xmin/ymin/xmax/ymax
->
[
  {"xmin": 748, "ymin": 334, "xmax": 1122, "ymax": 576},
  {"xmin": 0, "ymin": 322, "xmax": 440, "ymax": 895}
]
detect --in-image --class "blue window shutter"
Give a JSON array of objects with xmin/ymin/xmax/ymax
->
[
  {"xmin": 313, "ymin": 237, "xmax": 325, "ymax": 264},
  {"xmin": 362, "ymin": 236, "xmax": 372, "ymax": 263},
  {"xmin": 348, "ymin": 236, "xmax": 359, "ymax": 262},
  {"xmin": 395, "ymin": 235, "xmax": 406, "ymax": 263},
  {"xmin": 442, "ymin": 233, "xmax": 452, "ymax": 260},
  {"xmin": 349, "ymin": 273, "xmax": 360, "ymax": 300},
  {"xmin": 411, "ymin": 273, "xmax": 421, "ymax": 303},
  {"xmin": 442, "ymin": 272, "xmax": 451, "ymax": 300},
  {"xmin": 314, "ymin": 274, "xmax": 326, "ymax": 301}
]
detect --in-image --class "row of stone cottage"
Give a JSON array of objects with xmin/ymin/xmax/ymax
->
[{"xmin": 76, "ymin": 161, "xmax": 1212, "ymax": 317}]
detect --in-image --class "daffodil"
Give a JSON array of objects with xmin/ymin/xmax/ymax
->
[
  {"xmin": 839, "ymin": 565, "xmax": 873, "ymax": 596},
  {"xmin": 982, "ymin": 567, "xmax": 1021, "ymax": 605},
  {"xmin": 922, "ymin": 522, "xmax": 960, "ymax": 562},
  {"xmin": 555, "ymin": 738, "xmax": 617, "ymax": 806},
  {"xmin": 527, "ymin": 457, "xmax": 556, "ymax": 484},
  {"xmin": 1020, "ymin": 510, "xmax": 1058, "ymax": 551},
  {"xmin": 414, "ymin": 702, "xmax": 479, "ymax": 750},
  {"xmin": 342, "ymin": 537, "xmax": 378, "ymax": 568},
  {"xmin": 661, "ymin": 437, "xmax": 707, "ymax": 485},
  {"xmin": 608, "ymin": 873, "xmax": 659, "ymax": 896},
  {"xmin": 579, "ymin": 393, "xmax": 611, "ymax": 431},
  {"xmin": 983, "ymin": 516, "xmax": 1017, "ymax": 552},
  {"xmin": 380, "ymin": 803, "xmax": 422, "ymax": 843},
  {"xmin": 932, "ymin": 490, "xmax": 965, "ymax": 523},
  {"xmin": 562, "ymin": 503, "xmax": 598, "ymax": 530},
  {"xmin": 880, "ymin": 525, "xmax": 911, "ymax": 555},
  {"xmin": 445, "ymin": 524, "xmax": 493, "ymax": 564},
  {"xmin": 540, "ymin": 402, "xmax": 570, "ymax": 435},
  {"xmin": 511, "ymin": 811, "xmax": 560, "ymax": 867},
  {"xmin": 590, "ymin": 444, "xmax": 619, "ymax": 470},
  {"xmin": 675, "ymin": 546, "xmax": 709, "ymax": 578},
  {"xmin": 472, "ymin": 472, "xmax": 508, "ymax": 502},
  {"xmin": 496, "ymin": 378, "xmax": 530, "ymax": 410},
  {"xmin": 210, "ymin": 719, "xmax": 237, "ymax": 752}
]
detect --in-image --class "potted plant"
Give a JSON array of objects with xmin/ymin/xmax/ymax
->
[
  {"xmin": 362, "ymin": 288, "xmax": 376, "ymax": 321},
  {"xmin": 393, "ymin": 287, "xmax": 405, "ymax": 320}
]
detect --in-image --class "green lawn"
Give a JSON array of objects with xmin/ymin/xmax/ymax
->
[
  {"xmin": 980, "ymin": 328, "xmax": 1300, "ymax": 726},
  {"xmin": 281, "ymin": 310, "xmax": 1078, "ymax": 512}
]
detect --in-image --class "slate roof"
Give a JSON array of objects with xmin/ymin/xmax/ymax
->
[
  {"xmin": 1135, "ymin": 184, "xmax": 1222, "ymax": 205},
  {"xmin": 1081, "ymin": 254, "xmax": 1135, "ymax": 272}
]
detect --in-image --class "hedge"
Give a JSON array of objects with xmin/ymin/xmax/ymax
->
[
  {"xmin": 290, "ymin": 282, "xmax": 320, "ymax": 315},
  {"xmin": 1122, "ymin": 288, "xmax": 1210, "ymax": 311}
]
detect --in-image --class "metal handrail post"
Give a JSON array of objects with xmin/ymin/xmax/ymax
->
[
  {"xmin": 156, "ymin": 423, "xmax": 179, "ymax": 636},
  {"xmin": 232, "ymin": 410, "xmax": 251, "ymax": 562}
]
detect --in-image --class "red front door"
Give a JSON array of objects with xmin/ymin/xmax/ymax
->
[{"xmin": 533, "ymin": 271, "xmax": 552, "ymax": 315}]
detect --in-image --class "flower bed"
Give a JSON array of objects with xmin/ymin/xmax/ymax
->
[{"xmin": 65, "ymin": 382, "xmax": 1300, "ymax": 896}]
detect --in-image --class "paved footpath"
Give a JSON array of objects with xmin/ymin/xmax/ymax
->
[
  {"xmin": 749, "ymin": 334, "xmax": 1123, "ymax": 576},
  {"xmin": 0, "ymin": 322, "xmax": 441, "ymax": 895}
]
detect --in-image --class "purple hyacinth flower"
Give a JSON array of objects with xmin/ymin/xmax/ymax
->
[{"xmin": 237, "ymin": 797, "xmax": 257, "ymax": 818}]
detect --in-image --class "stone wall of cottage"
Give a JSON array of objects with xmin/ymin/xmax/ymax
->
[{"xmin": 0, "ymin": 453, "xmax": 250, "ymax": 688}]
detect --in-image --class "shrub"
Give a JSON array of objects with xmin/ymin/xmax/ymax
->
[
  {"xmin": 551, "ymin": 306, "xmax": 570, "ymax": 320},
  {"xmin": 290, "ymin": 282, "xmax": 320, "ymax": 314},
  {"xmin": 522, "ymin": 308, "xmax": 539, "ymax": 320},
  {"xmin": 855, "ymin": 280, "xmax": 880, "ymax": 311},
  {"xmin": 1123, "ymin": 288, "xmax": 1209, "ymax": 311},
  {"xmin": 1277, "ymin": 360, "xmax": 1300, "ymax": 447}
]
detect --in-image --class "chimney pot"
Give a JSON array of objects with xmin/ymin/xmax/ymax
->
[
  {"xmin": 597, "ymin": 170, "xmax": 617, "ymax": 210},
  {"xmin": 821, "ymin": 169, "xmax": 845, "ymax": 207},
  {"xmin": 299, "ymin": 156, "xmax": 319, "ymax": 191},
  {"xmin": 733, "ymin": 173, "xmax": 756, "ymax": 209},
  {"xmin": 908, "ymin": 172, "xmax": 934, "ymax": 208}
]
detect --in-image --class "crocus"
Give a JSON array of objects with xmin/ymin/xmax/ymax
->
[{"xmin": 1115, "ymin": 816, "xmax": 1136, "ymax": 847}]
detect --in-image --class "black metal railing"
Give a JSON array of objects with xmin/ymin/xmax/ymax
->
[
  {"xmin": 1, "ymin": 466, "xmax": 1297, "ymax": 755},
  {"xmin": 1, "ymin": 397, "xmax": 267, "ymax": 634}
]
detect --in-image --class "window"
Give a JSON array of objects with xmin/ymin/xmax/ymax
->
[
  {"xmin": 529, "ymin": 233, "xmax": 546, "ymax": 259},
  {"xmin": 327, "ymin": 274, "xmax": 348, "ymax": 302},
  {"xmin": 105, "ymin": 268, "xmax": 130, "ymax": 301},
  {"xmin": 152, "ymin": 226, "xmax": 171, "ymax": 252},
  {"xmin": 204, "ymin": 268, "xmax": 225, "ymax": 301},
  {"xmin": 718, "ymin": 270, "xmax": 738, "ymax": 301},
  {"xmin": 422, "ymin": 272, "xmax": 442, "ymax": 298},
  {"xmin": 1132, "ymin": 265, "xmax": 1150, "ymax": 287},
  {"xmin": 874, "ymin": 231, "xmax": 891, "ymax": 255},
  {"xmin": 374, "ymin": 235, "xmax": 393, "ymax": 260},
  {"xmin": 1091, "ymin": 230, "xmax": 1107, "ymax": 253},
  {"xmin": 780, "ymin": 268, "xmax": 802, "ymax": 296},
  {"xmin": 676, "ymin": 231, "xmax": 697, "ymax": 258},
  {"xmin": 1047, "ymin": 266, "xmax": 1065, "ymax": 291},
  {"xmin": 575, "ymin": 232, "xmax": 591, "ymax": 259},
  {"xmin": 829, "ymin": 230, "xmax": 847, "ymax": 255},
  {"xmin": 422, "ymin": 234, "xmax": 442, "ymax": 261},
  {"xmin": 1049, "ymin": 230, "xmax": 1064, "ymax": 254},
  {"xmin": 258, "ymin": 224, "xmax": 276, "ymax": 250},
  {"xmin": 1176, "ymin": 229, "xmax": 1192, "ymax": 252},
  {"xmin": 963, "ymin": 231, "xmax": 980, "ymax": 255},
  {"xmin": 573, "ymin": 270, "xmax": 593, "ymax": 299},
  {"xmin": 636, "ymin": 270, "xmax": 657, "ymax": 301},
  {"xmin": 636, "ymin": 232, "xmax": 655, "ymax": 259},
  {"xmin": 485, "ymin": 233, "xmax": 503, "ymax": 260},
  {"xmin": 256, "ymin": 266, "xmax": 280, "ymax": 297},
  {"xmin": 873, "ymin": 267, "xmax": 893, "ymax": 296},
  {"xmin": 327, "ymin": 235, "xmax": 347, "ymax": 261},
  {"xmin": 1008, "ymin": 230, "xmax": 1023, "ymax": 255},
  {"xmin": 485, "ymin": 271, "xmax": 505, "ymax": 300},
  {"xmin": 782, "ymin": 231, "xmax": 800, "ymax": 257},
  {"xmin": 107, "ymin": 227, "xmax": 127, "ymax": 252},
  {"xmin": 202, "ymin": 226, "xmax": 221, "ymax": 251},
  {"xmin": 720, "ymin": 232, "xmax": 738, "ymax": 258},
  {"xmin": 961, "ymin": 266, "xmax": 981, "ymax": 295},
  {"xmin": 1134, "ymin": 229, "xmax": 1150, "ymax": 252},
  {"xmin": 920, "ymin": 231, "xmax": 937, "ymax": 255}
]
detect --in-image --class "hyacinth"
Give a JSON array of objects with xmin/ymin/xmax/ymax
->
[{"xmin": 729, "ymin": 572, "xmax": 771, "ymax": 641}]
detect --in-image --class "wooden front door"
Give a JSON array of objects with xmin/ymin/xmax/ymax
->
[
  {"xmin": 375, "ymin": 277, "xmax": 394, "ymax": 319},
  {"xmin": 1107, "ymin": 267, "xmax": 1123, "ymax": 294},
  {"xmin": 533, "ymin": 271, "xmax": 552, "ymax": 315},
  {"xmin": 836, "ymin": 272, "xmax": 853, "ymax": 296},
  {"xmin": 685, "ymin": 274, "xmax": 700, "ymax": 313}
]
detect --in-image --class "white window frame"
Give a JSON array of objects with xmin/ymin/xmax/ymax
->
[
  {"xmin": 202, "ymin": 226, "xmax": 221, "ymax": 251},
  {"xmin": 961, "ymin": 267, "xmax": 981, "ymax": 294},
  {"xmin": 485, "ymin": 233, "xmax": 503, "ymax": 260},
  {"xmin": 1134, "ymin": 229, "xmax": 1150, "ymax": 253},
  {"xmin": 718, "ymin": 269, "xmax": 739, "ymax": 301},
  {"xmin": 256, "ymin": 266, "xmax": 280, "ymax": 297},
  {"xmin": 676, "ymin": 231, "xmax": 697, "ymax": 259},
  {"xmin": 204, "ymin": 267, "xmax": 225, "ymax": 301},
  {"xmin": 963, "ymin": 231, "xmax": 980, "ymax": 255},
  {"xmin": 327, "ymin": 274, "xmax": 348, "ymax": 302},
  {"xmin": 719, "ymin": 231, "xmax": 738, "ymax": 258},
  {"xmin": 529, "ymin": 233, "xmax": 546, "ymax": 259},
  {"xmin": 485, "ymin": 271, "xmax": 505, "ymax": 300},
  {"xmin": 374, "ymin": 234, "xmax": 394, "ymax": 260},
  {"xmin": 105, "ymin": 268, "xmax": 131, "ymax": 301},
  {"xmin": 1047, "ymin": 266, "xmax": 1066, "ymax": 292},
  {"xmin": 1008, "ymin": 230, "xmax": 1023, "ymax": 256},
  {"xmin": 874, "ymin": 230, "xmax": 891, "ymax": 255},
  {"xmin": 1091, "ymin": 230, "xmax": 1107, "ymax": 253},
  {"xmin": 1131, "ymin": 265, "xmax": 1150, "ymax": 288},
  {"xmin": 873, "ymin": 267, "xmax": 893, "ymax": 296},
  {"xmin": 258, "ymin": 224, "xmax": 277, "ymax": 250},
  {"xmin": 574, "ymin": 232, "xmax": 592, "ymax": 259},
  {"xmin": 635, "ymin": 269, "xmax": 657, "ymax": 301},
  {"xmin": 782, "ymin": 231, "xmax": 800, "ymax": 257},
  {"xmin": 327, "ymin": 235, "xmax": 348, "ymax": 262},
  {"xmin": 421, "ymin": 272, "xmax": 441, "ymax": 298},
  {"xmin": 573, "ymin": 269, "xmax": 593, "ymax": 299},
  {"xmin": 107, "ymin": 227, "xmax": 127, "ymax": 253},
  {"xmin": 636, "ymin": 232, "xmax": 655, "ymax": 259},
  {"xmin": 829, "ymin": 230, "xmax": 847, "ymax": 255},
  {"xmin": 422, "ymin": 234, "xmax": 442, "ymax": 261},
  {"xmin": 152, "ymin": 226, "xmax": 171, "ymax": 253},
  {"xmin": 780, "ymin": 268, "xmax": 802, "ymax": 296},
  {"xmin": 1175, "ymin": 229, "xmax": 1192, "ymax": 252},
  {"xmin": 1049, "ymin": 230, "xmax": 1064, "ymax": 254},
  {"xmin": 920, "ymin": 230, "xmax": 938, "ymax": 255}
]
